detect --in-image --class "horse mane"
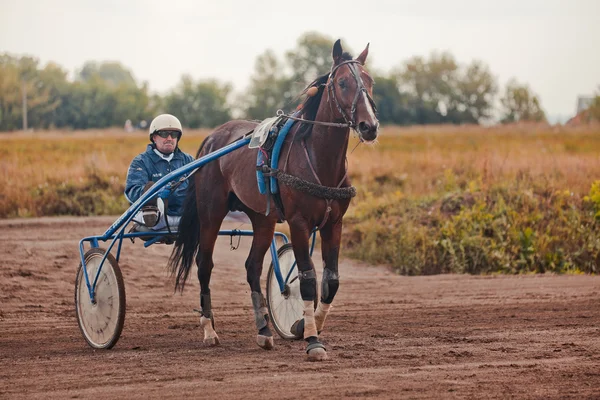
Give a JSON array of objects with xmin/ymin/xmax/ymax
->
[
  {"xmin": 294, "ymin": 51, "xmax": 353, "ymax": 140},
  {"xmin": 298, "ymin": 73, "xmax": 329, "ymax": 122}
]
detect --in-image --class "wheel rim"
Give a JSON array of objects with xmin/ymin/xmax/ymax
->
[
  {"xmin": 76, "ymin": 253, "xmax": 122, "ymax": 348},
  {"xmin": 268, "ymin": 247, "xmax": 304, "ymax": 338}
]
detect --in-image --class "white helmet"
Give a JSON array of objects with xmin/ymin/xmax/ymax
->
[{"xmin": 148, "ymin": 114, "xmax": 183, "ymax": 142}]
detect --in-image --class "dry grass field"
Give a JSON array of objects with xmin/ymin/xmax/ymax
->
[{"xmin": 2, "ymin": 124, "xmax": 599, "ymax": 274}]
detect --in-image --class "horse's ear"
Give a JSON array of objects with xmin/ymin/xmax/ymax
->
[
  {"xmin": 332, "ymin": 39, "xmax": 343, "ymax": 66},
  {"xmin": 356, "ymin": 43, "xmax": 369, "ymax": 65}
]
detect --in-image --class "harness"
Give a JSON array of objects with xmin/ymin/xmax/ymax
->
[{"xmin": 254, "ymin": 59, "xmax": 376, "ymax": 229}]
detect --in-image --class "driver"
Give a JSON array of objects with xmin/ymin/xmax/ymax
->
[{"xmin": 125, "ymin": 114, "xmax": 194, "ymax": 231}]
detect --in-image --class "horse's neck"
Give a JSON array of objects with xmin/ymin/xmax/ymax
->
[{"xmin": 302, "ymin": 108, "xmax": 350, "ymax": 187}]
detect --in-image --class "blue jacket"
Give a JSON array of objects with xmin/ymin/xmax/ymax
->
[{"xmin": 125, "ymin": 144, "xmax": 194, "ymax": 216}]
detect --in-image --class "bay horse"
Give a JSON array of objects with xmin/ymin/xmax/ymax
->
[{"xmin": 168, "ymin": 39, "xmax": 379, "ymax": 361}]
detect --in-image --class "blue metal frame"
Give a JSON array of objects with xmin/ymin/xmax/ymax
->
[{"xmin": 78, "ymin": 135, "xmax": 317, "ymax": 303}]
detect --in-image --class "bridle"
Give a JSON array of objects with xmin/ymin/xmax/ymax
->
[
  {"xmin": 271, "ymin": 60, "xmax": 378, "ymax": 229},
  {"xmin": 327, "ymin": 60, "xmax": 378, "ymax": 130},
  {"xmin": 276, "ymin": 59, "xmax": 378, "ymax": 131}
]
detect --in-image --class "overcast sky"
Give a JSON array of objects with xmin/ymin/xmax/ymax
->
[{"xmin": 1, "ymin": 0, "xmax": 598, "ymax": 120}]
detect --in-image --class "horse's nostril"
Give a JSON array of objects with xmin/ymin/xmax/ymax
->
[{"xmin": 358, "ymin": 122, "xmax": 371, "ymax": 134}]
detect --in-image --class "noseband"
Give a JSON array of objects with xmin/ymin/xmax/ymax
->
[{"xmin": 327, "ymin": 60, "xmax": 378, "ymax": 129}]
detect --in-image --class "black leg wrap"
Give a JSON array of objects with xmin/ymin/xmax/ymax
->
[
  {"xmin": 305, "ymin": 336, "xmax": 326, "ymax": 353},
  {"xmin": 200, "ymin": 293, "xmax": 213, "ymax": 319},
  {"xmin": 321, "ymin": 269, "xmax": 339, "ymax": 304},
  {"xmin": 290, "ymin": 318, "xmax": 305, "ymax": 340},
  {"xmin": 298, "ymin": 269, "xmax": 317, "ymax": 301}
]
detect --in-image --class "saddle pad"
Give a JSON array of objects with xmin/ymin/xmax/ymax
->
[{"xmin": 248, "ymin": 116, "xmax": 280, "ymax": 149}]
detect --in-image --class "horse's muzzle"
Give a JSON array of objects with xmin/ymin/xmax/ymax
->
[{"xmin": 358, "ymin": 121, "xmax": 379, "ymax": 142}]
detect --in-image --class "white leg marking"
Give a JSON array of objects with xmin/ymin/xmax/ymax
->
[{"xmin": 200, "ymin": 315, "xmax": 220, "ymax": 346}]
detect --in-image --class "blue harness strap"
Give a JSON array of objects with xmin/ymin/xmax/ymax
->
[
  {"xmin": 255, "ymin": 113, "xmax": 298, "ymax": 195},
  {"xmin": 269, "ymin": 115, "xmax": 297, "ymax": 194},
  {"xmin": 256, "ymin": 149, "xmax": 268, "ymax": 194}
]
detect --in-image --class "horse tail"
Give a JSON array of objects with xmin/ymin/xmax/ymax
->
[{"xmin": 168, "ymin": 136, "xmax": 210, "ymax": 292}]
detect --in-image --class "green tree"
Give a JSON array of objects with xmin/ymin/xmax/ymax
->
[
  {"xmin": 164, "ymin": 75, "xmax": 232, "ymax": 128},
  {"xmin": 77, "ymin": 61, "xmax": 136, "ymax": 87},
  {"xmin": 398, "ymin": 52, "xmax": 458, "ymax": 124},
  {"xmin": 28, "ymin": 62, "xmax": 69, "ymax": 128},
  {"xmin": 500, "ymin": 79, "xmax": 546, "ymax": 123},
  {"xmin": 113, "ymin": 81, "xmax": 152, "ymax": 126},
  {"xmin": 242, "ymin": 33, "xmax": 354, "ymax": 120},
  {"xmin": 396, "ymin": 52, "xmax": 497, "ymax": 124},
  {"xmin": 64, "ymin": 61, "xmax": 151, "ymax": 128},
  {"xmin": 0, "ymin": 54, "xmax": 58, "ymax": 130},
  {"xmin": 71, "ymin": 79, "xmax": 118, "ymax": 128},
  {"xmin": 242, "ymin": 50, "xmax": 294, "ymax": 120},
  {"xmin": 0, "ymin": 55, "xmax": 22, "ymax": 130},
  {"xmin": 372, "ymin": 74, "xmax": 415, "ymax": 125},
  {"xmin": 452, "ymin": 61, "xmax": 497, "ymax": 123},
  {"xmin": 286, "ymin": 32, "xmax": 336, "ymax": 87},
  {"xmin": 587, "ymin": 87, "xmax": 600, "ymax": 122}
]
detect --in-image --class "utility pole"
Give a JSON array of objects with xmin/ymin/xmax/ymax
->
[{"xmin": 21, "ymin": 80, "xmax": 28, "ymax": 131}]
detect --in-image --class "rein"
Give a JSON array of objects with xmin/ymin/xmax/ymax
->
[{"xmin": 276, "ymin": 109, "xmax": 351, "ymax": 129}]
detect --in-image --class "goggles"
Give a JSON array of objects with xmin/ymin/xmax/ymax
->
[{"xmin": 154, "ymin": 130, "xmax": 181, "ymax": 140}]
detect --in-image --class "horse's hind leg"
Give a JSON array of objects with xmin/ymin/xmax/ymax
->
[
  {"xmin": 245, "ymin": 212, "xmax": 277, "ymax": 350},
  {"xmin": 197, "ymin": 246, "xmax": 219, "ymax": 346},
  {"xmin": 196, "ymin": 202, "xmax": 229, "ymax": 346}
]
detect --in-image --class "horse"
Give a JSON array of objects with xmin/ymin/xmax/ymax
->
[{"xmin": 168, "ymin": 39, "xmax": 379, "ymax": 361}]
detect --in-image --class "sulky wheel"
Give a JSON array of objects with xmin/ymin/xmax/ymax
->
[
  {"xmin": 75, "ymin": 248, "xmax": 126, "ymax": 349},
  {"xmin": 266, "ymin": 243, "xmax": 316, "ymax": 340}
]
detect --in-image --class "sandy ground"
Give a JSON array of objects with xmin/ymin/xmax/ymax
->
[{"xmin": 0, "ymin": 216, "xmax": 599, "ymax": 399}]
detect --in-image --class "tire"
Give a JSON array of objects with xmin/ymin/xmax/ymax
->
[
  {"xmin": 75, "ymin": 248, "xmax": 126, "ymax": 349},
  {"xmin": 266, "ymin": 243, "xmax": 317, "ymax": 340}
]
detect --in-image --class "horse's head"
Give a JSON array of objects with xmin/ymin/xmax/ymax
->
[{"xmin": 327, "ymin": 39, "xmax": 379, "ymax": 143}]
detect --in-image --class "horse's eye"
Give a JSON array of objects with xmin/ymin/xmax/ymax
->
[{"xmin": 338, "ymin": 79, "xmax": 347, "ymax": 89}]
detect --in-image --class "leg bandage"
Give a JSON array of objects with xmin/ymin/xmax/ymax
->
[
  {"xmin": 251, "ymin": 291, "xmax": 268, "ymax": 330},
  {"xmin": 314, "ymin": 302, "xmax": 332, "ymax": 332},
  {"xmin": 303, "ymin": 301, "xmax": 318, "ymax": 339}
]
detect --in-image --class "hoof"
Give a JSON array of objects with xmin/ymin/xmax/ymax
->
[
  {"xmin": 305, "ymin": 340, "xmax": 327, "ymax": 361},
  {"xmin": 256, "ymin": 334, "xmax": 274, "ymax": 350},
  {"xmin": 203, "ymin": 335, "xmax": 220, "ymax": 346},
  {"xmin": 307, "ymin": 347, "xmax": 328, "ymax": 361}
]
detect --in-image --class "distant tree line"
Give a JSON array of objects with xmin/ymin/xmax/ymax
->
[{"xmin": 0, "ymin": 32, "xmax": 561, "ymax": 131}]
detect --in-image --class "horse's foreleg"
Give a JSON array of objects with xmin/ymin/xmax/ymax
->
[
  {"xmin": 315, "ymin": 220, "xmax": 343, "ymax": 333},
  {"xmin": 290, "ymin": 221, "xmax": 327, "ymax": 361}
]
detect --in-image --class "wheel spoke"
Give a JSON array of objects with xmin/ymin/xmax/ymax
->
[{"xmin": 268, "ymin": 246, "xmax": 311, "ymax": 339}]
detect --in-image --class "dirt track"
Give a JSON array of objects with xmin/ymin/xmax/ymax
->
[{"xmin": 1, "ymin": 216, "xmax": 599, "ymax": 399}]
